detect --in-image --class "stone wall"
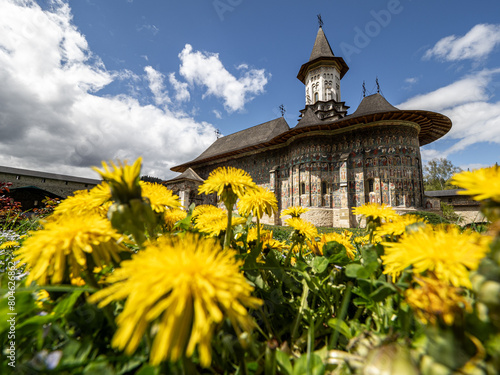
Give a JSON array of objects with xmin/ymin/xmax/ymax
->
[{"xmin": 0, "ymin": 171, "xmax": 99, "ymax": 198}]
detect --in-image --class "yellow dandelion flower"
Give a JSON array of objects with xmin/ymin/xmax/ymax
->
[
  {"xmin": 318, "ymin": 232, "xmax": 356, "ymax": 260},
  {"xmin": 53, "ymin": 183, "xmax": 111, "ymax": 217},
  {"xmin": 237, "ymin": 227, "xmax": 286, "ymax": 251},
  {"xmin": 451, "ymin": 166, "xmax": 500, "ymax": 202},
  {"xmin": 381, "ymin": 225, "xmax": 490, "ymax": 288},
  {"xmin": 352, "ymin": 203, "xmax": 397, "ymax": 222},
  {"xmin": 198, "ymin": 167, "xmax": 257, "ymax": 204},
  {"xmin": 375, "ymin": 214, "xmax": 426, "ymax": 237},
  {"xmin": 353, "ymin": 233, "xmax": 382, "ymax": 245},
  {"xmin": 193, "ymin": 205, "xmax": 246, "ymax": 236},
  {"xmin": 237, "ymin": 186, "xmax": 277, "ymax": 219},
  {"xmin": 70, "ymin": 276, "xmax": 86, "ymax": 286},
  {"xmin": 280, "ymin": 206, "xmax": 309, "ymax": 218},
  {"xmin": 35, "ymin": 289, "xmax": 51, "ymax": 309},
  {"xmin": 243, "ymin": 225, "xmax": 270, "ymax": 243},
  {"xmin": 164, "ymin": 208, "xmax": 187, "ymax": 231},
  {"xmin": 405, "ymin": 276, "xmax": 472, "ymax": 326},
  {"xmin": 14, "ymin": 213, "xmax": 128, "ymax": 285},
  {"xmin": 285, "ymin": 217, "xmax": 318, "ymax": 240},
  {"xmin": 0, "ymin": 241, "xmax": 20, "ymax": 250},
  {"xmin": 140, "ymin": 181, "xmax": 180, "ymax": 213},
  {"xmin": 93, "ymin": 158, "xmax": 143, "ymax": 203},
  {"xmin": 89, "ymin": 233, "xmax": 262, "ymax": 367}
]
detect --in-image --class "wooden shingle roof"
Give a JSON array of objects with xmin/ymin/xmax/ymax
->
[{"xmin": 171, "ymin": 117, "xmax": 290, "ymax": 172}]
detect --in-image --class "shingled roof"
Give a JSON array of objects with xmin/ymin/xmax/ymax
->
[
  {"xmin": 165, "ymin": 168, "xmax": 204, "ymax": 183},
  {"xmin": 297, "ymin": 27, "xmax": 349, "ymax": 83},
  {"xmin": 348, "ymin": 93, "xmax": 400, "ymax": 117},
  {"xmin": 309, "ymin": 27, "xmax": 335, "ymax": 61},
  {"xmin": 171, "ymin": 117, "xmax": 290, "ymax": 172}
]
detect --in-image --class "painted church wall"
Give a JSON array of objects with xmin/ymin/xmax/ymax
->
[{"xmin": 192, "ymin": 123, "xmax": 424, "ymax": 227}]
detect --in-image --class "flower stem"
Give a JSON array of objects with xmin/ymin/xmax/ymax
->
[{"xmin": 224, "ymin": 204, "xmax": 233, "ymax": 249}]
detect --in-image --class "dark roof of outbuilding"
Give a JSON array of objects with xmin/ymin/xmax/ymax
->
[
  {"xmin": 165, "ymin": 168, "xmax": 204, "ymax": 183},
  {"xmin": 172, "ymin": 117, "xmax": 290, "ymax": 172},
  {"xmin": 425, "ymin": 189, "xmax": 466, "ymax": 197}
]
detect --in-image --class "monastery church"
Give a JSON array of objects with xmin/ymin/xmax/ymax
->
[{"xmin": 168, "ymin": 26, "xmax": 452, "ymax": 228}]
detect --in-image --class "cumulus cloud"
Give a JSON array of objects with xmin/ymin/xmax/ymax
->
[
  {"xmin": 168, "ymin": 73, "xmax": 190, "ymax": 103},
  {"xmin": 178, "ymin": 44, "xmax": 269, "ymax": 112},
  {"xmin": 424, "ymin": 24, "xmax": 500, "ymax": 61},
  {"xmin": 398, "ymin": 70, "xmax": 495, "ymax": 111},
  {"xmin": 399, "ymin": 68, "xmax": 500, "ymax": 159},
  {"xmin": 0, "ymin": 0, "xmax": 216, "ymax": 179},
  {"xmin": 144, "ymin": 66, "xmax": 171, "ymax": 106}
]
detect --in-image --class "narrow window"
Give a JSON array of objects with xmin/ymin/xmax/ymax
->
[
  {"xmin": 16, "ymin": 175, "xmax": 21, "ymax": 180},
  {"xmin": 321, "ymin": 181, "xmax": 327, "ymax": 195},
  {"xmin": 300, "ymin": 182, "xmax": 306, "ymax": 195},
  {"xmin": 314, "ymin": 92, "xmax": 319, "ymax": 102}
]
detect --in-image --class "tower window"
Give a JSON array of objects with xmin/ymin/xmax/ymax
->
[
  {"xmin": 368, "ymin": 179, "xmax": 374, "ymax": 193},
  {"xmin": 321, "ymin": 181, "xmax": 328, "ymax": 195},
  {"xmin": 314, "ymin": 92, "xmax": 319, "ymax": 102}
]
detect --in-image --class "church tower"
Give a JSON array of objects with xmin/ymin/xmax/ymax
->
[{"xmin": 297, "ymin": 26, "xmax": 350, "ymax": 121}]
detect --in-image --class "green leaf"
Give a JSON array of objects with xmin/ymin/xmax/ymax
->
[
  {"xmin": 135, "ymin": 365, "xmax": 160, "ymax": 375},
  {"xmin": 327, "ymin": 318, "xmax": 352, "ymax": 340},
  {"xmin": 53, "ymin": 290, "xmax": 84, "ymax": 316},
  {"xmin": 360, "ymin": 246, "xmax": 379, "ymax": 264},
  {"xmin": 369, "ymin": 284, "xmax": 397, "ymax": 302},
  {"xmin": 311, "ymin": 257, "xmax": 329, "ymax": 274},
  {"xmin": 293, "ymin": 353, "xmax": 325, "ymax": 375},
  {"xmin": 345, "ymin": 264, "xmax": 371, "ymax": 279},
  {"xmin": 295, "ymin": 259, "xmax": 309, "ymax": 272},
  {"xmin": 276, "ymin": 350, "xmax": 293, "ymax": 375}
]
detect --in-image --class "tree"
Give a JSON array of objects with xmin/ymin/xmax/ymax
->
[{"xmin": 423, "ymin": 158, "xmax": 462, "ymax": 191}]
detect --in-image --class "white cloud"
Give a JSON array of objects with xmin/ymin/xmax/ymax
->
[
  {"xmin": 168, "ymin": 73, "xmax": 190, "ymax": 103},
  {"xmin": 405, "ymin": 77, "xmax": 417, "ymax": 84},
  {"xmin": 0, "ymin": 1, "xmax": 216, "ymax": 179},
  {"xmin": 398, "ymin": 70, "xmax": 496, "ymax": 111},
  {"xmin": 137, "ymin": 24, "xmax": 159, "ymax": 36},
  {"xmin": 399, "ymin": 68, "xmax": 500, "ymax": 159},
  {"xmin": 212, "ymin": 109, "xmax": 222, "ymax": 119},
  {"xmin": 144, "ymin": 66, "xmax": 171, "ymax": 106},
  {"xmin": 424, "ymin": 24, "xmax": 500, "ymax": 61},
  {"xmin": 178, "ymin": 44, "xmax": 269, "ymax": 112}
]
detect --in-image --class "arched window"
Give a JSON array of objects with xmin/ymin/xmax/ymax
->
[
  {"xmin": 314, "ymin": 92, "xmax": 319, "ymax": 102},
  {"xmin": 321, "ymin": 181, "xmax": 328, "ymax": 195},
  {"xmin": 300, "ymin": 182, "xmax": 306, "ymax": 195}
]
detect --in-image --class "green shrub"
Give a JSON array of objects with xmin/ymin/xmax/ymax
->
[{"xmin": 405, "ymin": 210, "xmax": 451, "ymax": 225}]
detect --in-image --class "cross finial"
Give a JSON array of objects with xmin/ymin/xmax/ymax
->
[
  {"xmin": 376, "ymin": 77, "xmax": 380, "ymax": 93},
  {"xmin": 279, "ymin": 104, "xmax": 286, "ymax": 117},
  {"xmin": 362, "ymin": 81, "xmax": 366, "ymax": 98},
  {"xmin": 317, "ymin": 14, "xmax": 323, "ymax": 28},
  {"xmin": 215, "ymin": 129, "xmax": 221, "ymax": 139}
]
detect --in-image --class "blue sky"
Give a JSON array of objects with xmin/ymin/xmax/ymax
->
[{"xmin": 0, "ymin": 0, "xmax": 499, "ymax": 179}]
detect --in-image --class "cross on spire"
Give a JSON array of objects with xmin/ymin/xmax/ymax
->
[
  {"xmin": 317, "ymin": 14, "xmax": 323, "ymax": 28},
  {"xmin": 279, "ymin": 104, "xmax": 286, "ymax": 117}
]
